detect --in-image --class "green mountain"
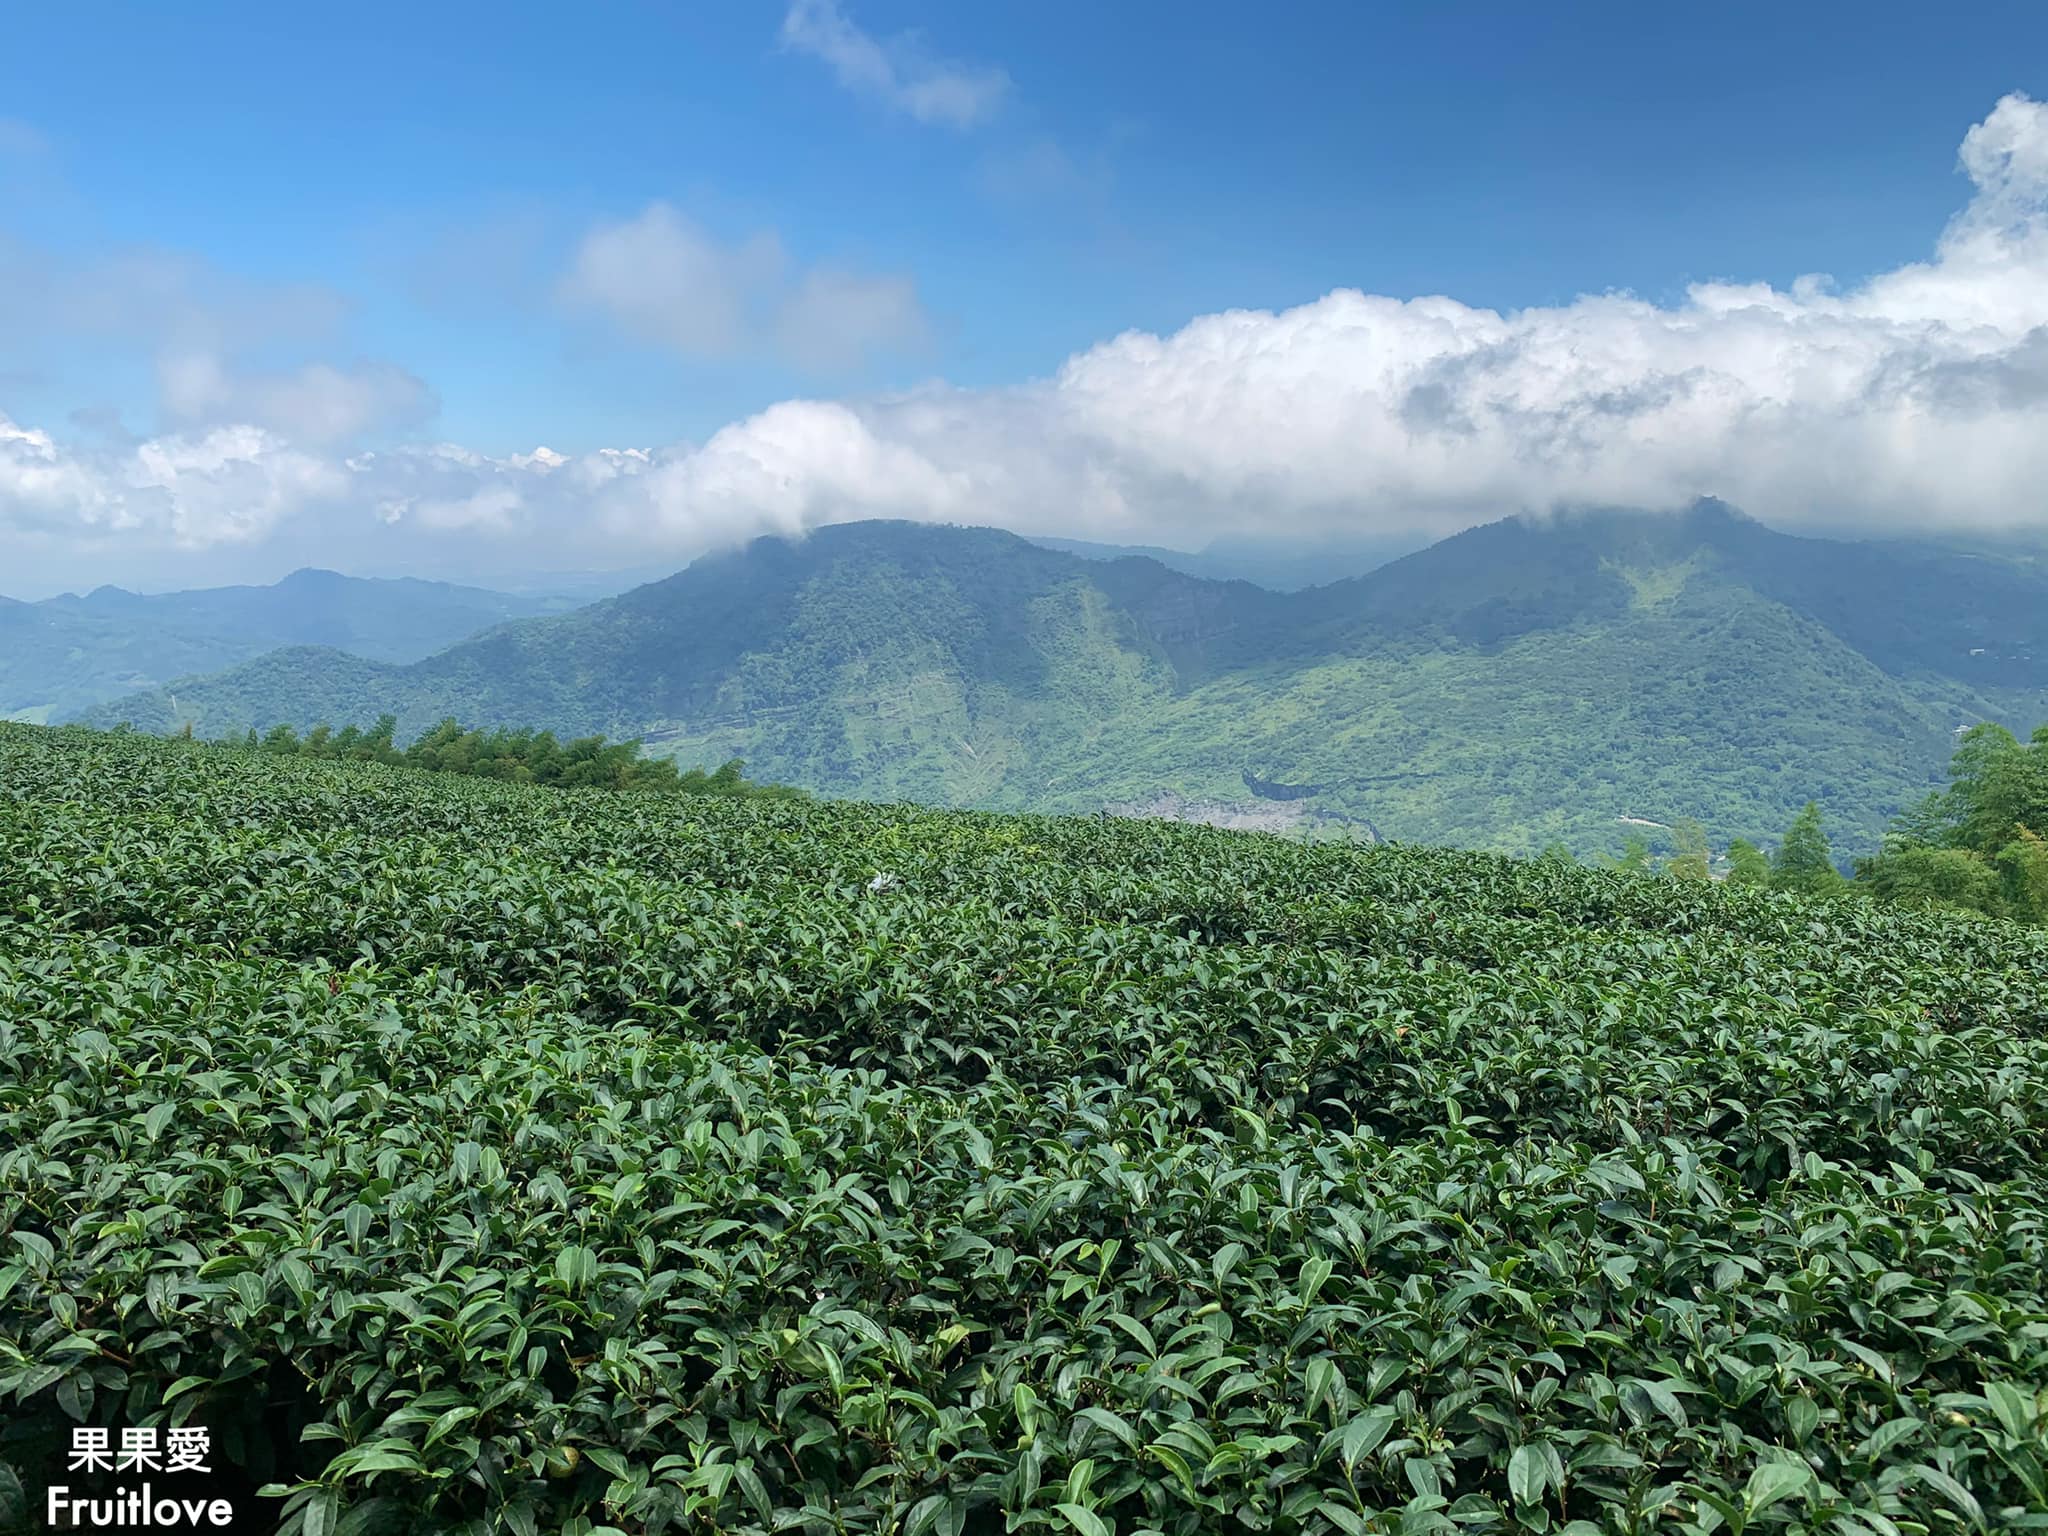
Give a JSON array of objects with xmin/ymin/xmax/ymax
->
[
  {"xmin": 80, "ymin": 504, "xmax": 2048, "ymax": 854},
  {"xmin": 1029, "ymin": 530, "xmax": 1423, "ymax": 589},
  {"xmin": 2, "ymin": 567, "xmax": 565, "ymax": 723}
]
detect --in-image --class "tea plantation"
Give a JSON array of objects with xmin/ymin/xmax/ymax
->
[{"xmin": 3, "ymin": 723, "xmax": 2046, "ymax": 1535}]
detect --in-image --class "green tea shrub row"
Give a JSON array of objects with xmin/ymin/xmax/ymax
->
[{"xmin": 3, "ymin": 724, "xmax": 2047, "ymax": 1534}]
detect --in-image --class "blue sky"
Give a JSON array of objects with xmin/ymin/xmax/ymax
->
[{"xmin": 3, "ymin": 2, "xmax": 2048, "ymax": 592}]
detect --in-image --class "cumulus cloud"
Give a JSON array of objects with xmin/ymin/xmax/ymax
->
[
  {"xmin": 129, "ymin": 427, "xmax": 346, "ymax": 545},
  {"xmin": 0, "ymin": 416, "xmax": 113, "ymax": 532},
  {"xmin": 561, "ymin": 202, "xmax": 927, "ymax": 372},
  {"xmin": 628, "ymin": 400, "xmax": 971, "ymax": 540},
  {"xmin": 779, "ymin": 0, "xmax": 1009, "ymax": 129},
  {"xmin": 9, "ymin": 94, "xmax": 2048, "ymax": 587},
  {"xmin": 555, "ymin": 91, "xmax": 2048, "ymax": 549},
  {"xmin": 1, "ymin": 411, "xmax": 341, "ymax": 548}
]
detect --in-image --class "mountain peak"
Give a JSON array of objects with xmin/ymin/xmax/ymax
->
[
  {"xmin": 1516, "ymin": 497, "xmax": 1757, "ymax": 537},
  {"xmin": 58, "ymin": 511, "xmax": 2048, "ymax": 858},
  {"xmin": 805, "ymin": 518, "xmax": 1042, "ymax": 554},
  {"xmin": 1682, "ymin": 495, "xmax": 1760, "ymax": 529}
]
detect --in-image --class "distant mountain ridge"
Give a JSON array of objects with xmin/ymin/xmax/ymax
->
[
  {"xmin": 3, "ymin": 568, "xmax": 565, "ymax": 723},
  {"xmin": 79, "ymin": 504, "xmax": 2048, "ymax": 854},
  {"xmin": 1028, "ymin": 531, "xmax": 1426, "ymax": 590}
]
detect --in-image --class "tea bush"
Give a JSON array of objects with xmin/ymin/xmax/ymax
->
[{"xmin": 3, "ymin": 723, "xmax": 2046, "ymax": 1534}]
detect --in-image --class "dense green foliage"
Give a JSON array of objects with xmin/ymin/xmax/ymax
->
[
  {"xmin": 1856, "ymin": 724, "xmax": 2048, "ymax": 925},
  {"xmin": 236, "ymin": 715, "xmax": 804, "ymax": 799},
  {"xmin": 4, "ymin": 723, "xmax": 2048, "ymax": 1533},
  {"xmin": 1724, "ymin": 842, "xmax": 1772, "ymax": 888},
  {"xmin": 2, "ymin": 569, "xmax": 561, "ymax": 724},
  {"xmin": 1768, "ymin": 807, "xmax": 1844, "ymax": 897},
  {"xmin": 78, "ymin": 507, "xmax": 2048, "ymax": 857}
]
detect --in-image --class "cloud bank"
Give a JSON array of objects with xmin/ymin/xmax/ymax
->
[{"xmin": 6, "ymin": 94, "xmax": 2048, "ymax": 589}]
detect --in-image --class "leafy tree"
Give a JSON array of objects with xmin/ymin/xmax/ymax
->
[
  {"xmin": 1944, "ymin": 724, "xmax": 2048, "ymax": 852},
  {"xmin": 1725, "ymin": 838, "xmax": 1771, "ymax": 886},
  {"xmin": 1771, "ymin": 802, "xmax": 1841, "ymax": 893},
  {"xmin": 1857, "ymin": 843, "xmax": 2000, "ymax": 915},
  {"xmin": 362, "ymin": 714, "xmax": 399, "ymax": 761},
  {"xmin": 1664, "ymin": 818, "xmax": 1711, "ymax": 881},
  {"xmin": 1856, "ymin": 721, "xmax": 2048, "ymax": 924},
  {"xmin": 1997, "ymin": 828, "xmax": 2048, "ymax": 925},
  {"xmin": 1598, "ymin": 833, "xmax": 1653, "ymax": 873}
]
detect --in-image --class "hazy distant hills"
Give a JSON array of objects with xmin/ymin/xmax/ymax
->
[
  {"xmin": 1028, "ymin": 531, "xmax": 1427, "ymax": 590},
  {"xmin": 2, "ymin": 569, "xmax": 568, "ymax": 722},
  {"xmin": 79, "ymin": 503, "xmax": 2048, "ymax": 854}
]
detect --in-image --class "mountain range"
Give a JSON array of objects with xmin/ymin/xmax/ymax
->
[
  {"xmin": 71, "ymin": 501, "xmax": 2048, "ymax": 855},
  {"xmin": 0, "ymin": 569, "xmax": 572, "ymax": 723},
  {"xmin": 1027, "ymin": 531, "xmax": 1427, "ymax": 589}
]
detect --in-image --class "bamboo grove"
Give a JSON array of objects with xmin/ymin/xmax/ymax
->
[{"xmin": 2, "ymin": 723, "xmax": 2046, "ymax": 1534}]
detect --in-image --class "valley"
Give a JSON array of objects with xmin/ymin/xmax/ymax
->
[
  {"xmin": 70, "ymin": 502, "xmax": 2048, "ymax": 857},
  {"xmin": 0, "ymin": 568, "xmax": 569, "ymax": 723}
]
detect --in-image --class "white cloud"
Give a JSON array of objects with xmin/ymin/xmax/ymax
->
[
  {"xmin": 9, "ymin": 94, "xmax": 2048, "ymax": 589},
  {"xmin": 562, "ymin": 91, "xmax": 2048, "ymax": 549},
  {"xmin": 158, "ymin": 353, "xmax": 435, "ymax": 445},
  {"xmin": 626, "ymin": 400, "xmax": 971, "ymax": 541},
  {"xmin": 561, "ymin": 201, "xmax": 927, "ymax": 372},
  {"xmin": 0, "ymin": 416, "xmax": 114, "ymax": 531},
  {"xmin": 2, "ymin": 412, "xmax": 342, "ymax": 548},
  {"xmin": 559, "ymin": 204, "xmax": 786, "ymax": 356},
  {"xmin": 779, "ymin": 0, "xmax": 1008, "ymax": 129},
  {"xmin": 129, "ymin": 427, "xmax": 344, "ymax": 545}
]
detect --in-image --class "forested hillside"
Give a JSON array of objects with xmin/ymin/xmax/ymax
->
[
  {"xmin": 1, "ymin": 567, "xmax": 562, "ymax": 722},
  {"xmin": 82, "ymin": 505, "xmax": 2048, "ymax": 855},
  {"xmin": 1858, "ymin": 721, "xmax": 2048, "ymax": 922}
]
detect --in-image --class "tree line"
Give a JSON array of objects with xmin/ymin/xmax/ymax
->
[
  {"xmin": 212, "ymin": 715, "xmax": 806, "ymax": 800},
  {"xmin": 1856, "ymin": 721, "xmax": 2048, "ymax": 923},
  {"xmin": 1572, "ymin": 720, "xmax": 2048, "ymax": 926}
]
